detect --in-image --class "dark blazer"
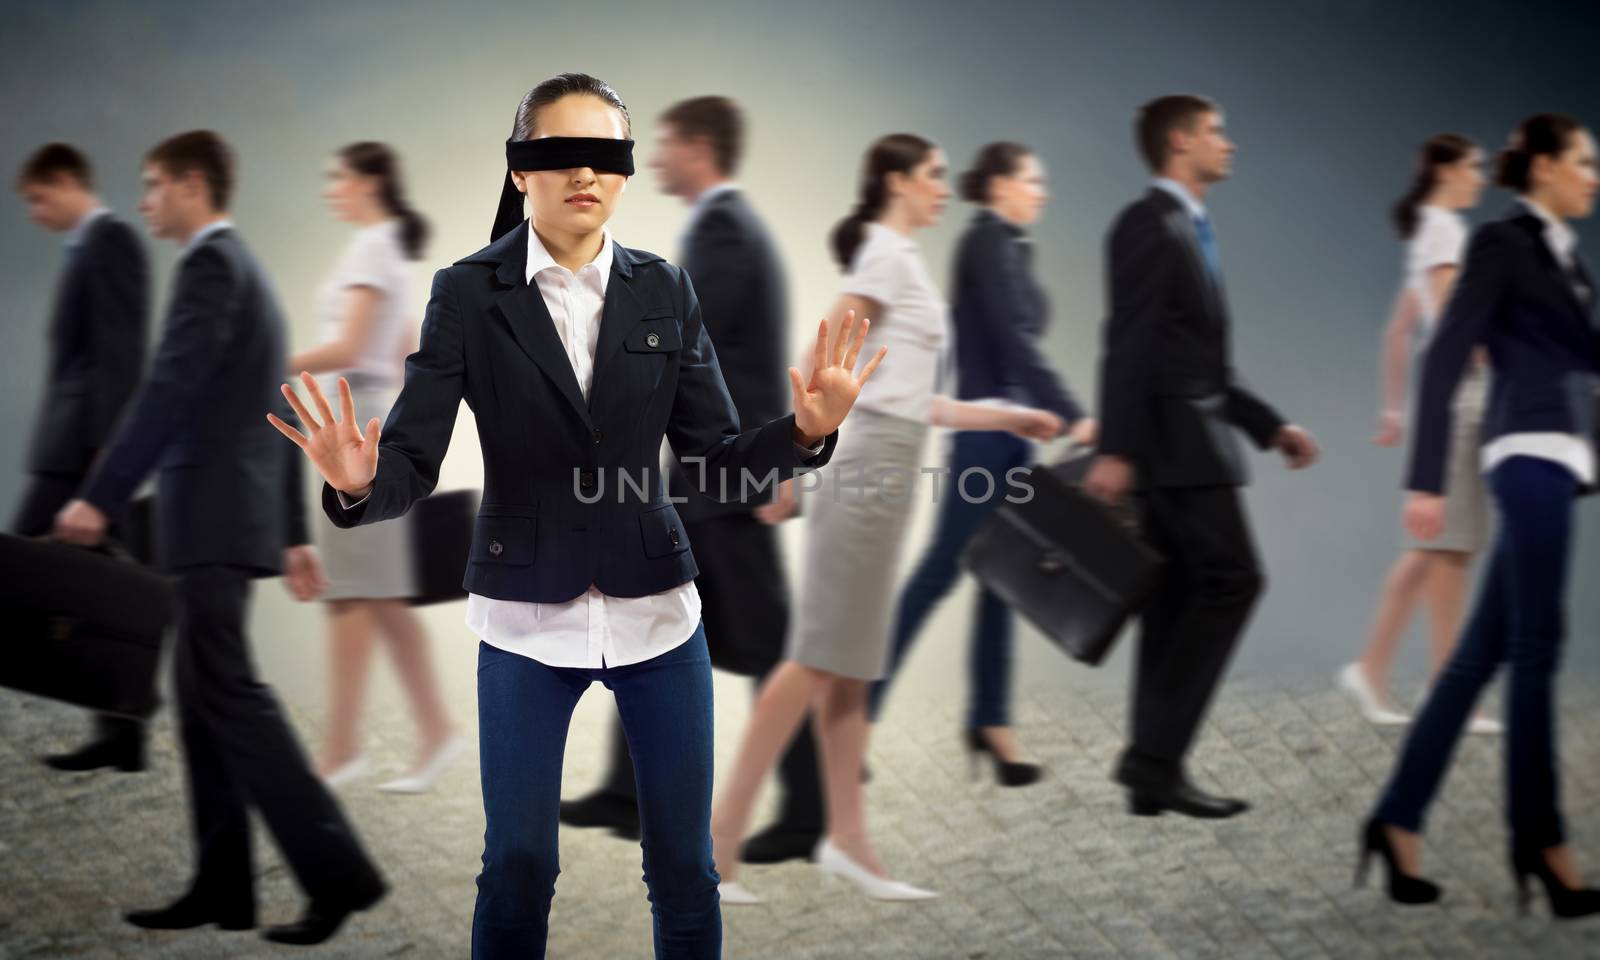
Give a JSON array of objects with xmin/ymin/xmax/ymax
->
[
  {"xmin": 950, "ymin": 208, "xmax": 1083, "ymax": 424},
  {"xmin": 81, "ymin": 226, "xmax": 309, "ymax": 575},
  {"xmin": 323, "ymin": 222, "xmax": 836, "ymax": 604},
  {"xmin": 668, "ymin": 188, "xmax": 791, "ymax": 521},
  {"xmin": 1096, "ymin": 187, "xmax": 1285, "ymax": 488},
  {"xmin": 26, "ymin": 213, "xmax": 149, "ymax": 476},
  {"xmin": 1408, "ymin": 205, "xmax": 1598, "ymax": 494}
]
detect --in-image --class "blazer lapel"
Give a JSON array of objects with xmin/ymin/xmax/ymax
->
[
  {"xmin": 1512, "ymin": 209, "xmax": 1590, "ymax": 325},
  {"xmin": 1152, "ymin": 190, "xmax": 1225, "ymax": 322},
  {"xmin": 489, "ymin": 229, "xmax": 593, "ymax": 429},
  {"xmin": 588, "ymin": 243, "xmax": 645, "ymax": 414}
]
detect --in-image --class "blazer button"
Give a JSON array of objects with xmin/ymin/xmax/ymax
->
[
  {"xmin": 580, "ymin": 470, "xmax": 596, "ymax": 489},
  {"xmin": 488, "ymin": 539, "xmax": 504, "ymax": 558},
  {"xmin": 645, "ymin": 332, "xmax": 661, "ymax": 348},
  {"xmin": 669, "ymin": 529, "xmax": 680, "ymax": 546},
  {"xmin": 592, "ymin": 428, "xmax": 603, "ymax": 444}
]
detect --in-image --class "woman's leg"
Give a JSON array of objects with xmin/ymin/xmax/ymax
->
[
  {"xmin": 609, "ymin": 627, "xmax": 720, "ymax": 960},
  {"xmin": 1372, "ymin": 538, "xmax": 1509, "ymax": 863},
  {"xmin": 369, "ymin": 598, "xmax": 456, "ymax": 768},
  {"xmin": 1492, "ymin": 458, "xmax": 1578, "ymax": 857},
  {"xmin": 814, "ymin": 675, "xmax": 885, "ymax": 875},
  {"xmin": 318, "ymin": 599, "xmax": 379, "ymax": 774},
  {"xmin": 1354, "ymin": 550, "xmax": 1433, "ymax": 703},
  {"xmin": 472, "ymin": 642, "xmax": 587, "ymax": 960},
  {"xmin": 710, "ymin": 660, "xmax": 832, "ymax": 883},
  {"xmin": 1420, "ymin": 550, "xmax": 1474, "ymax": 676}
]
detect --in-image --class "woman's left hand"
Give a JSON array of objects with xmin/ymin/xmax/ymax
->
[{"xmin": 789, "ymin": 309, "xmax": 887, "ymax": 445}]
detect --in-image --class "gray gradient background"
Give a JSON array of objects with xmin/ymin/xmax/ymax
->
[{"xmin": 1, "ymin": 0, "xmax": 1597, "ymax": 722}]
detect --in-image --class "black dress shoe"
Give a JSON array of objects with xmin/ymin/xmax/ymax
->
[
  {"xmin": 43, "ymin": 734, "xmax": 145, "ymax": 773},
  {"xmin": 261, "ymin": 882, "xmax": 386, "ymax": 946},
  {"xmin": 741, "ymin": 823, "xmax": 822, "ymax": 865},
  {"xmin": 964, "ymin": 728, "xmax": 1044, "ymax": 787},
  {"xmin": 125, "ymin": 891, "xmax": 254, "ymax": 931},
  {"xmin": 559, "ymin": 790, "xmax": 640, "ymax": 840},
  {"xmin": 1113, "ymin": 754, "xmax": 1248, "ymax": 819}
]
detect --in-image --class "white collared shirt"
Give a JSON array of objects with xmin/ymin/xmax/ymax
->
[
  {"xmin": 1152, "ymin": 177, "xmax": 1207, "ymax": 220},
  {"xmin": 1480, "ymin": 199, "xmax": 1595, "ymax": 485},
  {"xmin": 64, "ymin": 206, "xmax": 110, "ymax": 249},
  {"xmin": 461, "ymin": 223, "xmax": 703, "ymax": 668},
  {"xmin": 841, "ymin": 221, "xmax": 950, "ymax": 424}
]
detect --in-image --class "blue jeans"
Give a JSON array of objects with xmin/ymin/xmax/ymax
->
[
  {"xmin": 473, "ymin": 626, "xmax": 720, "ymax": 959},
  {"xmin": 1375, "ymin": 456, "xmax": 1578, "ymax": 851},
  {"xmin": 870, "ymin": 431, "xmax": 1031, "ymax": 729}
]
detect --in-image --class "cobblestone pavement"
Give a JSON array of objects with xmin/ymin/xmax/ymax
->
[{"xmin": 4, "ymin": 669, "xmax": 1599, "ymax": 959}]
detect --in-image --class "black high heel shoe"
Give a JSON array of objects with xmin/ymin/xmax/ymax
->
[
  {"xmin": 1510, "ymin": 846, "xmax": 1600, "ymax": 919},
  {"xmin": 1355, "ymin": 818, "xmax": 1441, "ymax": 905},
  {"xmin": 963, "ymin": 728, "xmax": 1043, "ymax": 787}
]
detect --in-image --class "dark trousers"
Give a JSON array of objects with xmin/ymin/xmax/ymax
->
[
  {"xmin": 1376, "ymin": 456, "xmax": 1578, "ymax": 850},
  {"xmin": 474, "ymin": 629, "xmax": 720, "ymax": 960},
  {"xmin": 11, "ymin": 471, "xmax": 144, "ymax": 746},
  {"xmin": 870, "ymin": 431, "xmax": 1031, "ymax": 729},
  {"xmin": 173, "ymin": 565, "xmax": 381, "ymax": 907},
  {"xmin": 1127, "ymin": 485, "xmax": 1264, "ymax": 767},
  {"xmin": 598, "ymin": 515, "xmax": 823, "ymax": 836}
]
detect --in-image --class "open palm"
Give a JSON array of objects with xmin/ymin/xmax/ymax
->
[
  {"xmin": 267, "ymin": 372, "xmax": 383, "ymax": 496},
  {"xmin": 790, "ymin": 309, "xmax": 887, "ymax": 441}
]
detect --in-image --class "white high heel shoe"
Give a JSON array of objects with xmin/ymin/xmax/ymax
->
[
  {"xmin": 1467, "ymin": 714, "xmax": 1504, "ymax": 736},
  {"xmin": 377, "ymin": 735, "xmax": 466, "ymax": 794},
  {"xmin": 813, "ymin": 839, "xmax": 939, "ymax": 901},
  {"xmin": 320, "ymin": 755, "xmax": 372, "ymax": 789},
  {"xmin": 1336, "ymin": 663, "xmax": 1410, "ymax": 726},
  {"xmin": 717, "ymin": 881, "xmax": 762, "ymax": 906}
]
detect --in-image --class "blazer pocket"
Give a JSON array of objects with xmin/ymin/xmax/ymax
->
[
  {"xmin": 624, "ymin": 320, "xmax": 682, "ymax": 354},
  {"xmin": 638, "ymin": 503, "xmax": 689, "ymax": 559},
  {"xmin": 470, "ymin": 513, "xmax": 536, "ymax": 566}
]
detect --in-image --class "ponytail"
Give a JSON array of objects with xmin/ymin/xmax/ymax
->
[
  {"xmin": 832, "ymin": 133, "xmax": 935, "ymax": 270},
  {"xmin": 1391, "ymin": 133, "xmax": 1474, "ymax": 240},
  {"xmin": 338, "ymin": 141, "xmax": 429, "ymax": 260}
]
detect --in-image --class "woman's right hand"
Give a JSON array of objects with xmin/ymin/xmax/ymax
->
[
  {"xmin": 267, "ymin": 372, "xmax": 383, "ymax": 498},
  {"xmin": 1402, "ymin": 491, "xmax": 1446, "ymax": 541},
  {"xmin": 1009, "ymin": 408, "xmax": 1065, "ymax": 442},
  {"xmin": 1372, "ymin": 409, "xmax": 1403, "ymax": 447}
]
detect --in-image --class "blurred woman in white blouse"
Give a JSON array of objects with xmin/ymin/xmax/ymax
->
[
  {"xmin": 1339, "ymin": 134, "xmax": 1500, "ymax": 735},
  {"xmin": 710, "ymin": 133, "xmax": 1062, "ymax": 905},
  {"xmin": 289, "ymin": 142, "xmax": 462, "ymax": 793}
]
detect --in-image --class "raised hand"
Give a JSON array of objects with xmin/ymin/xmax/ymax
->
[
  {"xmin": 789, "ymin": 309, "xmax": 887, "ymax": 444},
  {"xmin": 267, "ymin": 372, "xmax": 382, "ymax": 497}
]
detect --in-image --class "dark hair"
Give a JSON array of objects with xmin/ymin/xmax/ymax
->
[
  {"xmin": 511, "ymin": 72, "xmax": 632, "ymax": 141},
  {"xmin": 830, "ymin": 133, "xmax": 936, "ymax": 269},
  {"xmin": 146, "ymin": 130, "xmax": 234, "ymax": 211},
  {"xmin": 338, "ymin": 141, "xmax": 428, "ymax": 260},
  {"xmin": 959, "ymin": 141, "xmax": 1031, "ymax": 204},
  {"xmin": 660, "ymin": 96, "xmax": 744, "ymax": 176},
  {"xmin": 1390, "ymin": 134, "xmax": 1476, "ymax": 240},
  {"xmin": 17, "ymin": 142, "xmax": 92, "ymax": 190},
  {"xmin": 1495, "ymin": 113, "xmax": 1584, "ymax": 194},
  {"xmin": 1135, "ymin": 94, "xmax": 1219, "ymax": 173}
]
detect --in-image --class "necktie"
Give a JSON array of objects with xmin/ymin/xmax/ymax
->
[{"xmin": 1193, "ymin": 214, "xmax": 1221, "ymax": 286}]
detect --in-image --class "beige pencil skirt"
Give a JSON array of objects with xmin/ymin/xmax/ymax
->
[
  {"xmin": 1405, "ymin": 365, "xmax": 1492, "ymax": 554},
  {"xmin": 786, "ymin": 409, "xmax": 930, "ymax": 681}
]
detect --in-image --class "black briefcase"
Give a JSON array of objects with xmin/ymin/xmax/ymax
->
[
  {"xmin": 0, "ymin": 533, "xmax": 175, "ymax": 718},
  {"xmin": 408, "ymin": 489, "xmax": 480, "ymax": 606},
  {"xmin": 961, "ymin": 452, "xmax": 1163, "ymax": 666}
]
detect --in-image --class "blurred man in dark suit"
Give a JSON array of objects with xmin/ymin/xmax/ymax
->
[
  {"xmin": 13, "ymin": 142, "xmax": 151, "ymax": 772},
  {"xmin": 53, "ymin": 130, "xmax": 384, "ymax": 946},
  {"xmin": 559, "ymin": 95, "xmax": 825, "ymax": 864},
  {"xmin": 1085, "ymin": 95, "xmax": 1320, "ymax": 819}
]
